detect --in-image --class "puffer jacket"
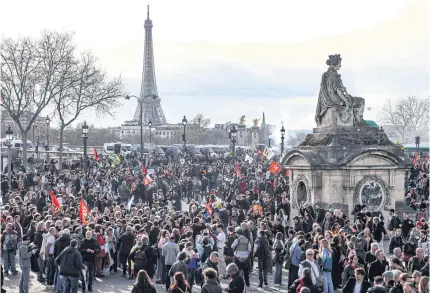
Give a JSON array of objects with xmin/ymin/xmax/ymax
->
[{"xmin": 55, "ymin": 246, "xmax": 85, "ymax": 278}]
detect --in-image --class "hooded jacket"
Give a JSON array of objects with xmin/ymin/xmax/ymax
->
[
  {"xmin": 55, "ymin": 246, "xmax": 85, "ymax": 278},
  {"xmin": 54, "ymin": 234, "xmax": 71, "ymax": 258}
]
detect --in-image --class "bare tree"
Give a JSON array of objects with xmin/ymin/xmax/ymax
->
[
  {"xmin": 191, "ymin": 114, "xmax": 211, "ymax": 128},
  {"xmin": 378, "ymin": 96, "xmax": 430, "ymax": 143},
  {"xmin": 53, "ymin": 52, "xmax": 124, "ymax": 168},
  {"xmin": 1, "ymin": 31, "xmax": 75, "ymax": 166}
]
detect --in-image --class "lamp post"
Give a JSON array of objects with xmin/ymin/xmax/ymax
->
[
  {"xmin": 125, "ymin": 95, "xmax": 144, "ymax": 159},
  {"xmin": 182, "ymin": 116, "xmax": 187, "ymax": 151},
  {"xmin": 82, "ymin": 121, "xmax": 89, "ymax": 172},
  {"xmin": 36, "ymin": 136, "xmax": 40, "ymax": 160},
  {"xmin": 148, "ymin": 120, "xmax": 152, "ymax": 144},
  {"xmin": 230, "ymin": 125, "xmax": 237, "ymax": 165},
  {"xmin": 32, "ymin": 124, "xmax": 37, "ymax": 144},
  {"xmin": 280, "ymin": 125, "xmax": 285, "ymax": 157},
  {"xmin": 415, "ymin": 136, "xmax": 421, "ymax": 156},
  {"xmin": 5, "ymin": 124, "xmax": 13, "ymax": 187},
  {"xmin": 46, "ymin": 116, "xmax": 51, "ymax": 162}
]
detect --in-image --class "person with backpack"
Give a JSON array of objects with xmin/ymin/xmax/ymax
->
[
  {"xmin": 129, "ymin": 235, "xmax": 157, "ymax": 279},
  {"xmin": 273, "ymin": 232, "xmax": 286, "ymax": 286},
  {"xmin": 1, "ymin": 223, "xmax": 19, "ymax": 276},
  {"xmin": 231, "ymin": 228, "xmax": 252, "ymax": 287},
  {"xmin": 288, "ymin": 267, "xmax": 318, "ymax": 293}
]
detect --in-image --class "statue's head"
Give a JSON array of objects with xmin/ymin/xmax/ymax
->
[{"xmin": 326, "ymin": 54, "xmax": 342, "ymax": 70}]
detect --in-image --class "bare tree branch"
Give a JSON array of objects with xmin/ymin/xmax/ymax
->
[
  {"xmin": 377, "ymin": 96, "xmax": 430, "ymax": 143},
  {"xmin": 1, "ymin": 31, "xmax": 75, "ymax": 166},
  {"xmin": 53, "ymin": 51, "xmax": 124, "ymax": 167}
]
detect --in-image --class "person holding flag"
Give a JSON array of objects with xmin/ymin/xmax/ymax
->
[{"xmin": 49, "ymin": 191, "xmax": 61, "ymax": 211}]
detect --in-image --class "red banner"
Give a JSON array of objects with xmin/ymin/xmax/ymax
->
[
  {"xmin": 205, "ymin": 203, "xmax": 212, "ymax": 217},
  {"xmin": 93, "ymin": 147, "xmax": 99, "ymax": 161},
  {"xmin": 49, "ymin": 191, "xmax": 61, "ymax": 211},
  {"xmin": 235, "ymin": 163, "xmax": 241, "ymax": 177},
  {"xmin": 79, "ymin": 199, "xmax": 90, "ymax": 225},
  {"xmin": 144, "ymin": 174, "xmax": 152, "ymax": 186},
  {"xmin": 141, "ymin": 164, "xmax": 147, "ymax": 175},
  {"xmin": 269, "ymin": 161, "xmax": 282, "ymax": 174}
]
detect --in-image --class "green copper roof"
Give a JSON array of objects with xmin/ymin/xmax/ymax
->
[{"xmin": 365, "ymin": 120, "xmax": 379, "ymax": 128}]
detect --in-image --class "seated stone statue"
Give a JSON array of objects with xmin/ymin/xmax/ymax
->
[{"xmin": 315, "ymin": 54, "xmax": 367, "ymax": 127}]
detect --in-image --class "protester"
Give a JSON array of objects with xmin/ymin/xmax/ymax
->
[{"xmin": 0, "ymin": 149, "xmax": 428, "ymax": 293}]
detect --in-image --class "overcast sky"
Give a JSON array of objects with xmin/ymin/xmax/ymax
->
[{"xmin": 1, "ymin": 0, "xmax": 428, "ymax": 131}]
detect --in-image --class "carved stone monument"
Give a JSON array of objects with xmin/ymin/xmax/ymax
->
[{"xmin": 282, "ymin": 54, "xmax": 412, "ymax": 218}]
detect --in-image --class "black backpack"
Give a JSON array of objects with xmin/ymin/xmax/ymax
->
[
  {"xmin": 134, "ymin": 246, "xmax": 149, "ymax": 270},
  {"xmin": 201, "ymin": 245, "xmax": 212, "ymax": 263}
]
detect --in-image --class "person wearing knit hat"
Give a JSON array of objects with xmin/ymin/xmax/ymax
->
[{"xmin": 383, "ymin": 271, "xmax": 394, "ymax": 279}]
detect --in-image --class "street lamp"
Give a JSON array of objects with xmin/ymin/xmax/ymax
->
[
  {"xmin": 148, "ymin": 120, "xmax": 152, "ymax": 144},
  {"xmin": 230, "ymin": 125, "xmax": 237, "ymax": 164},
  {"xmin": 415, "ymin": 136, "xmax": 421, "ymax": 156},
  {"xmin": 32, "ymin": 123, "xmax": 37, "ymax": 144},
  {"xmin": 182, "ymin": 116, "xmax": 187, "ymax": 151},
  {"xmin": 82, "ymin": 121, "xmax": 89, "ymax": 172},
  {"xmin": 5, "ymin": 124, "xmax": 13, "ymax": 186},
  {"xmin": 36, "ymin": 136, "xmax": 40, "ymax": 160},
  {"xmin": 125, "ymin": 95, "xmax": 144, "ymax": 159},
  {"xmin": 46, "ymin": 115, "xmax": 51, "ymax": 162},
  {"xmin": 280, "ymin": 125, "xmax": 285, "ymax": 156}
]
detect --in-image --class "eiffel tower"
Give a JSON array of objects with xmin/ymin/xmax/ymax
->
[{"xmin": 133, "ymin": 5, "xmax": 167, "ymax": 126}]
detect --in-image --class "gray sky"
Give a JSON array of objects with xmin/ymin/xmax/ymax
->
[{"xmin": 1, "ymin": 0, "xmax": 428, "ymax": 130}]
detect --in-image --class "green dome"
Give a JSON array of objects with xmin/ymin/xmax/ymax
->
[{"xmin": 365, "ymin": 120, "xmax": 379, "ymax": 128}]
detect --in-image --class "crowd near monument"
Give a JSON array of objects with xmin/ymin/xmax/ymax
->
[
  {"xmin": 1, "ymin": 4, "xmax": 429, "ymax": 293},
  {"xmin": 283, "ymin": 54, "xmax": 412, "ymax": 218}
]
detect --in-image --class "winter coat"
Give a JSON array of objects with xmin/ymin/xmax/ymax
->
[
  {"xmin": 118, "ymin": 231, "xmax": 135, "ymax": 263},
  {"xmin": 202, "ymin": 278, "xmax": 223, "ymax": 293},
  {"xmin": 169, "ymin": 260, "xmax": 188, "ymax": 277},
  {"xmin": 254, "ymin": 234, "xmax": 273, "ymax": 273},
  {"xmin": 227, "ymin": 272, "xmax": 245, "ymax": 293},
  {"xmin": 131, "ymin": 284, "xmax": 157, "ymax": 293},
  {"xmin": 55, "ymin": 246, "xmax": 85, "ymax": 278},
  {"xmin": 79, "ymin": 238, "xmax": 100, "ymax": 263},
  {"xmin": 18, "ymin": 243, "xmax": 33, "ymax": 268},
  {"xmin": 54, "ymin": 234, "xmax": 71, "ymax": 258}
]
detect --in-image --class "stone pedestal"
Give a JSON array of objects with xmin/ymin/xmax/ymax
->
[
  {"xmin": 251, "ymin": 126, "xmax": 260, "ymax": 151},
  {"xmin": 282, "ymin": 126, "xmax": 412, "ymax": 219}
]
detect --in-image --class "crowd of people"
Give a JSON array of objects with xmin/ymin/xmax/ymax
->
[{"xmin": 0, "ymin": 149, "xmax": 429, "ymax": 293}]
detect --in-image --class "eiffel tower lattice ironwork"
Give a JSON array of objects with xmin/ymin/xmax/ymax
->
[{"xmin": 133, "ymin": 5, "xmax": 167, "ymax": 126}]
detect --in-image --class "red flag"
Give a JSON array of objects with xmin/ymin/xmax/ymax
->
[
  {"xmin": 205, "ymin": 203, "xmax": 212, "ymax": 217},
  {"xmin": 93, "ymin": 147, "xmax": 99, "ymax": 161},
  {"xmin": 235, "ymin": 163, "xmax": 241, "ymax": 177},
  {"xmin": 49, "ymin": 191, "xmax": 61, "ymax": 211},
  {"xmin": 79, "ymin": 199, "xmax": 90, "ymax": 225},
  {"xmin": 144, "ymin": 174, "xmax": 152, "ymax": 186},
  {"xmin": 285, "ymin": 169, "xmax": 292, "ymax": 177},
  {"xmin": 269, "ymin": 161, "xmax": 282, "ymax": 174},
  {"xmin": 141, "ymin": 164, "xmax": 148, "ymax": 175}
]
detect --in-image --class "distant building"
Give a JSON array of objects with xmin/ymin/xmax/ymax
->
[{"xmin": 1, "ymin": 110, "xmax": 47, "ymax": 140}]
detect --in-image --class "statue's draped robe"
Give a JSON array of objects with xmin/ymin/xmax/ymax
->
[
  {"xmin": 315, "ymin": 67, "xmax": 366, "ymax": 126},
  {"xmin": 315, "ymin": 68, "xmax": 349, "ymax": 126}
]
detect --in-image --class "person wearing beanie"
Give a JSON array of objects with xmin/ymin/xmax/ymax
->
[
  {"xmin": 383, "ymin": 271, "xmax": 396, "ymax": 290},
  {"xmin": 55, "ymin": 239, "xmax": 86, "ymax": 293},
  {"xmin": 18, "ymin": 235, "xmax": 37, "ymax": 293}
]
